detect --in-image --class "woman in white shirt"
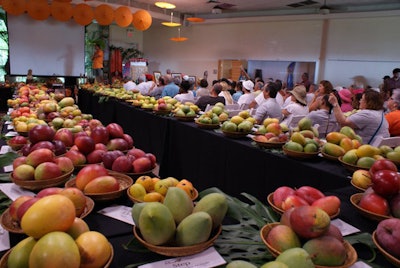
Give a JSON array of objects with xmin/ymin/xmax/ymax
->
[
  {"xmin": 281, "ymin": 85, "xmax": 309, "ymax": 126},
  {"xmin": 174, "ymin": 80, "xmax": 195, "ymax": 103},
  {"xmin": 237, "ymin": 80, "xmax": 255, "ymax": 107}
]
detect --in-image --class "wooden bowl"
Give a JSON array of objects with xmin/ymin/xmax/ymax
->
[
  {"xmin": 174, "ymin": 115, "xmax": 197, "ymax": 122},
  {"xmin": 118, "ymin": 164, "xmax": 158, "ymax": 180},
  {"xmin": 350, "ymin": 193, "xmax": 392, "ymax": 221},
  {"xmin": 65, "ymin": 171, "xmax": 133, "ymax": 202},
  {"xmin": 133, "ymin": 225, "xmax": 222, "ymax": 257},
  {"xmin": 0, "ymin": 196, "xmax": 94, "ymax": 234},
  {"xmin": 252, "ymin": 137, "xmax": 286, "ymax": 149},
  {"xmin": 372, "ymin": 231, "xmax": 400, "ymax": 267},
  {"xmin": 260, "ymin": 223, "xmax": 358, "ymax": 268},
  {"xmin": 338, "ymin": 156, "xmax": 369, "ymax": 172},
  {"xmin": 221, "ymin": 130, "xmax": 251, "ymax": 139},
  {"xmin": 267, "ymin": 192, "xmax": 340, "ymax": 219},
  {"xmin": 10, "ymin": 168, "xmax": 74, "ymax": 191},
  {"xmin": 0, "ymin": 243, "xmax": 114, "ymax": 268},
  {"xmin": 153, "ymin": 109, "xmax": 172, "ymax": 115},
  {"xmin": 320, "ymin": 151, "xmax": 340, "ymax": 162},
  {"xmin": 282, "ymin": 146, "xmax": 320, "ymax": 159},
  {"xmin": 127, "ymin": 187, "xmax": 199, "ymax": 203},
  {"xmin": 194, "ymin": 120, "xmax": 220, "ymax": 130},
  {"xmin": 350, "ymin": 179, "xmax": 368, "ymax": 192},
  {"xmin": 6, "ymin": 140, "xmax": 26, "ymax": 151}
]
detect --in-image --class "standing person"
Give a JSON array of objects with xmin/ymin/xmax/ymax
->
[
  {"xmin": 299, "ymin": 72, "xmax": 311, "ymax": 91},
  {"xmin": 382, "ymin": 68, "xmax": 400, "ymax": 101},
  {"xmin": 195, "ymin": 83, "xmax": 226, "ymax": 111},
  {"xmin": 328, "ymin": 89, "xmax": 389, "ymax": 145},
  {"xmin": 254, "ymin": 82, "xmax": 282, "ymax": 124},
  {"xmin": 92, "ymin": 44, "xmax": 104, "ymax": 83},
  {"xmin": 26, "ymin": 69, "xmax": 34, "ymax": 84},
  {"xmin": 385, "ymin": 90, "xmax": 400, "ymax": 136}
]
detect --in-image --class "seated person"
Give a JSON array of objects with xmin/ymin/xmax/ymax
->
[
  {"xmin": 174, "ymin": 80, "xmax": 195, "ymax": 103},
  {"xmin": 237, "ymin": 80, "xmax": 255, "ymax": 107},
  {"xmin": 306, "ymin": 94, "xmax": 339, "ymax": 138},
  {"xmin": 385, "ymin": 89, "xmax": 400, "ymax": 136},
  {"xmin": 196, "ymin": 78, "xmax": 210, "ymax": 97},
  {"xmin": 218, "ymin": 81, "xmax": 234, "ymax": 105},
  {"xmin": 195, "ymin": 83, "xmax": 226, "ymax": 111},
  {"xmin": 281, "ymin": 85, "xmax": 309, "ymax": 126},
  {"xmin": 254, "ymin": 82, "xmax": 282, "ymax": 124},
  {"xmin": 123, "ymin": 76, "xmax": 136, "ymax": 91}
]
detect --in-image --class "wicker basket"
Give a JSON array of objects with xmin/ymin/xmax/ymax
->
[
  {"xmin": 221, "ymin": 130, "xmax": 251, "ymax": 139},
  {"xmin": 11, "ymin": 167, "xmax": 74, "ymax": 191},
  {"xmin": 194, "ymin": 120, "xmax": 220, "ymax": 130},
  {"xmin": 372, "ymin": 231, "xmax": 400, "ymax": 267},
  {"xmin": 350, "ymin": 193, "xmax": 392, "ymax": 221},
  {"xmin": 133, "ymin": 225, "xmax": 221, "ymax": 257},
  {"xmin": 127, "ymin": 187, "xmax": 199, "ymax": 203},
  {"xmin": 283, "ymin": 146, "xmax": 320, "ymax": 159},
  {"xmin": 253, "ymin": 137, "xmax": 285, "ymax": 149}
]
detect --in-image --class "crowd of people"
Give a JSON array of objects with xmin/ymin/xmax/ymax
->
[{"xmin": 119, "ymin": 67, "xmax": 400, "ymax": 144}]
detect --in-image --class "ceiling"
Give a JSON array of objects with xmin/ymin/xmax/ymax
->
[{"xmin": 73, "ymin": 0, "xmax": 400, "ymax": 23}]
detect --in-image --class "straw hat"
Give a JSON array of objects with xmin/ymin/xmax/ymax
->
[
  {"xmin": 132, "ymin": 10, "xmax": 152, "ymax": 31},
  {"xmin": 73, "ymin": 3, "xmax": 94, "ymax": 26},
  {"xmin": 289, "ymin": 85, "xmax": 307, "ymax": 105},
  {"xmin": 114, "ymin": 6, "xmax": 132, "ymax": 27},
  {"xmin": 94, "ymin": 4, "xmax": 114, "ymax": 26},
  {"xmin": 50, "ymin": 1, "xmax": 73, "ymax": 22}
]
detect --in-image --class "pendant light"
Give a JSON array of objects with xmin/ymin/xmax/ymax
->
[
  {"xmin": 155, "ymin": 2, "xmax": 176, "ymax": 9},
  {"xmin": 162, "ymin": 11, "xmax": 181, "ymax": 27},
  {"xmin": 170, "ymin": 28, "xmax": 188, "ymax": 42}
]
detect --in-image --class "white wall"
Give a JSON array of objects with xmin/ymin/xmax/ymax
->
[{"xmin": 141, "ymin": 15, "xmax": 400, "ymax": 88}]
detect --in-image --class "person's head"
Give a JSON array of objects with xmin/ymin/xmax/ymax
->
[
  {"xmin": 289, "ymin": 85, "xmax": 307, "ymax": 106},
  {"xmin": 388, "ymin": 89, "xmax": 400, "ymax": 111},
  {"xmin": 138, "ymin": 74, "xmax": 146, "ymax": 83},
  {"xmin": 275, "ymin": 79, "xmax": 283, "ymax": 90},
  {"xmin": 254, "ymin": 81, "xmax": 264, "ymax": 91},
  {"xmin": 199, "ymin": 79, "xmax": 208, "ymax": 88},
  {"xmin": 220, "ymin": 81, "xmax": 229, "ymax": 92},
  {"xmin": 236, "ymin": 81, "xmax": 243, "ymax": 92},
  {"xmin": 392, "ymin": 68, "xmax": 400, "ymax": 78},
  {"xmin": 301, "ymin": 72, "xmax": 309, "ymax": 81},
  {"xmin": 338, "ymin": 88, "xmax": 352, "ymax": 104},
  {"xmin": 242, "ymin": 80, "xmax": 254, "ymax": 93},
  {"xmin": 383, "ymin": 75, "xmax": 390, "ymax": 81},
  {"xmin": 263, "ymin": 82, "xmax": 279, "ymax": 99},
  {"xmin": 158, "ymin": 75, "xmax": 167, "ymax": 86},
  {"xmin": 179, "ymin": 80, "xmax": 191, "ymax": 93},
  {"xmin": 123, "ymin": 76, "xmax": 131, "ymax": 83},
  {"xmin": 321, "ymin": 94, "xmax": 334, "ymax": 113},
  {"xmin": 94, "ymin": 44, "xmax": 101, "ymax": 50},
  {"xmin": 308, "ymin": 83, "xmax": 317, "ymax": 93},
  {"xmin": 231, "ymin": 80, "xmax": 237, "ymax": 90},
  {"xmin": 211, "ymin": 83, "xmax": 222, "ymax": 95},
  {"xmin": 360, "ymin": 89, "xmax": 384, "ymax": 110},
  {"xmin": 27, "ymin": 69, "xmax": 32, "ymax": 75},
  {"xmin": 318, "ymin": 80, "xmax": 334, "ymax": 94}
]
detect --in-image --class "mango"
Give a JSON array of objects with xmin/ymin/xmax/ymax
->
[
  {"xmin": 298, "ymin": 117, "xmax": 312, "ymax": 131},
  {"xmin": 311, "ymin": 126, "xmax": 319, "ymax": 138},
  {"xmin": 176, "ymin": 211, "xmax": 212, "ymax": 246},
  {"xmin": 29, "ymin": 231, "xmax": 80, "ymax": 268},
  {"xmin": 326, "ymin": 132, "xmax": 347, "ymax": 145},
  {"xmin": 226, "ymin": 260, "xmax": 258, "ymax": 268},
  {"xmin": 303, "ymin": 236, "xmax": 347, "ymax": 266},
  {"xmin": 322, "ymin": 142, "xmax": 345, "ymax": 157},
  {"xmin": 131, "ymin": 202, "xmax": 147, "ymax": 228},
  {"xmin": 340, "ymin": 126, "xmax": 357, "ymax": 139},
  {"xmin": 387, "ymin": 151, "xmax": 400, "ymax": 162},
  {"xmin": 290, "ymin": 132, "xmax": 306, "ymax": 146},
  {"xmin": 138, "ymin": 202, "xmax": 176, "ymax": 245},
  {"xmin": 21, "ymin": 195, "xmax": 76, "ymax": 239},
  {"xmin": 266, "ymin": 224, "xmax": 301, "ymax": 252},
  {"xmin": 304, "ymin": 143, "xmax": 318, "ymax": 153},
  {"xmin": 285, "ymin": 141, "xmax": 303, "ymax": 152},
  {"xmin": 300, "ymin": 130, "xmax": 314, "ymax": 139},
  {"xmin": 83, "ymin": 175, "xmax": 120, "ymax": 194},
  {"xmin": 8, "ymin": 237, "xmax": 36, "ymax": 268},
  {"xmin": 276, "ymin": 248, "xmax": 314, "ymax": 268},
  {"xmin": 339, "ymin": 137, "xmax": 354, "ymax": 152},
  {"xmin": 193, "ymin": 192, "xmax": 228, "ymax": 229},
  {"xmin": 342, "ymin": 149, "xmax": 358, "ymax": 165},
  {"xmin": 163, "ymin": 187, "xmax": 194, "ymax": 224},
  {"xmin": 58, "ymin": 97, "xmax": 75, "ymax": 108},
  {"xmin": 356, "ymin": 144, "xmax": 380, "ymax": 158},
  {"xmin": 260, "ymin": 261, "xmax": 289, "ymax": 268},
  {"xmin": 357, "ymin": 156, "xmax": 376, "ymax": 168}
]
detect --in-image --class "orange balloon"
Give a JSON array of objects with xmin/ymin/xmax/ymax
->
[
  {"xmin": 132, "ymin": 10, "xmax": 152, "ymax": 31},
  {"xmin": 53, "ymin": 0, "xmax": 72, "ymax": 2},
  {"xmin": 73, "ymin": 3, "xmax": 94, "ymax": 26},
  {"xmin": 114, "ymin": 6, "xmax": 133, "ymax": 28},
  {"xmin": 2, "ymin": 0, "xmax": 27, "ymax": 16},
  {"xmin": 51, "ymin": 2, "xmax": 73, "ymax": 22},
  {"xmin": 94, "ymin": 4, "xmax": 114, "ymax": 26},
  {"xmin": 27, "ymin": 1, "xmax": 51, "ymax": 21}
]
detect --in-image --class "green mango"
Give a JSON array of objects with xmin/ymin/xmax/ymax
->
[
  {"xmin": 193, "ymin": 192, "xmax": 228, "ymax": 229},
  {"xmin": 226, "ymin": 260, "xmax": 258, "ymax": 268},
  {"xmin": 176, "ymin": 211, "xmax": 212, "ymax": 246},
  {"xmin": 8, "ymin": 237, "xmax": 37, "ymax": 268},
  {"xmin": 163, "ymin": 187, "xmax": 194, "ymax": 225},
  {"xmin": 138, "ymin": 202, "xmax": 176, "ymax": 246},
  {"xmin": 131, "ymin": 202, "xmax": 147, "ymax": 229}
]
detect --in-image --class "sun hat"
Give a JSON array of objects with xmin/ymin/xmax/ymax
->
[
  {"xmin": 242, "ymin": 80, "xmax": 254, "ymax": 92},
  {"xmin": 338, "ymin": 88, "xmax": 352, "ymax": 103},
  {"xmin": 289, "ymin": 85, "xmax": 307, "ymax": 105}
]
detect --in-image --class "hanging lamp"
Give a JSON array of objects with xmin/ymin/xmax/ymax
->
[
  {"xmin": 170, "ymin": 28, "xmax": 188, "ymax": 42},
  {"xmin": 162, "ymin": 11, "xmax": 181, "ymax": 27},
  {"xmin": 155, "ymin": 2, "xmax": 175, "ymax": 9}
]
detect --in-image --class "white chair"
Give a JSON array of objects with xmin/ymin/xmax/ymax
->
[
  {"xmin": 239, "ymin": 103, "xmax": 249, "ymax": 110},
  {"xmin": 370, "ymin": 136, "xmax": 400, "ymax": 147},
  {"xmin": 286, "ymin": 115, "xmax": 306, "ymax": 129},
  {"xmin": 228, "ymin": 110, "xmax": 242, "ymax": 117},
  {"xmin": 225, "ymin": 104, "xmax": 240, "ymax": 111},
  {"xmin": 204, "ymin": 104, "xmax": 213, "ymax": 112}
]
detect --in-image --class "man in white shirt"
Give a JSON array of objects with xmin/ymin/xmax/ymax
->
[
  {"xmin": 136, "ymin": 74, "xmax": 155, "ymax": 95},
  {"xmin": 237, "ymin": 80, "xmax": 255, "ymax": 107},
  {"xmin": 123, "ymin": 77, "xmax": 136, "ymax": 91}
]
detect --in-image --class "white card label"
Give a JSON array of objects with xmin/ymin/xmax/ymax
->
[
  {"xmin": 97, "ymin": 205, "xmax": 134, "ymax": 225},
  {"xmin": 0, "ymin": 183, "xmax": 35, "ymax": 201},
  {"xmin": 331, "ymin": 218, "xmax": 360, "ymax": 236}
]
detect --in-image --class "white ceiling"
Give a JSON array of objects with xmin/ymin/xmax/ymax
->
[{"xmin": 73, "ymin": 0, "xmax": 400, "ymax": 22}]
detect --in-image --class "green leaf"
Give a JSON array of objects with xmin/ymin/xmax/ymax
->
[{"xmin": 0, "ymin": 152, "xmax": 18, "ymax": 168}]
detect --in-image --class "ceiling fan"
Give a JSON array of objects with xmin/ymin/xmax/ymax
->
[
  {"xmin": 319, "ymin": 0, "xmax": 331, "ymax": 15},
  {"xmin": 206, "ymin": 0, "xmax": 236, "ymax": 14}
]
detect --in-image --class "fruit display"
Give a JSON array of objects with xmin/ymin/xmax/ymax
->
[
  {"xmin": 282, "ymin": 118, "xmax": 321, "ymax": 155},
  {"xmin": 221, "ymin": 111, "xmax": 255, "ymax": 136},
  {"xmin": 131, "ymin": 191, "xmax": 227, "ymax": 253},
  {"xmin": 373, "ymin": 218, "xmax": 400, "ymax": 266},
  {"xmin": 350, "ymin": 159, "xmax": 400, "ymax": 219},
  {"xmin": 268, "ymin": 185, "xmax": 341, "ymax": 218},
  {"xmin": 128, "ymin": 176, "xmax": 197, "ymax": 202},
  {"xmin": 261, "ymin": 206, "xmax": 357, "ymax": 267},
  {"xmin": 379, "ymin": 145, "xmax": 400, "ymax": 164},
  {"xmin": 173, "ymin": 104, "xmax": 198, "ymax": 120},
  {"xmin": 7, "ymin": 135, "xmax": 28, "ymax": 151},
  {"xmin": 5, "ymin": 194, "xmax": 112, "ymax": 268},
  {"xmin": 321, "ymin": 127, "xmax": 362, "ymax": 161},
  {"xmin": 253, "ymin": 118, "xmax": 289, "ymax": 147},
  {"xmin": 152, "ymin": 97, "xmax": 173, "ymax": 114},
  {"xmin": 338, "ymin": 143, "xmax": 385, "ymax": 171}
]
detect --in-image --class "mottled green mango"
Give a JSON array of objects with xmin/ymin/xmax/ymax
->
[
  {"xmin": 193, "ymin": 192, "xmax": 228, "ymax": 229},
  {"xmin": 175, "ymin": 211, "xmax": 212, "ymax": 246},
  {"xmin": 8, "ymin": 237, "xmax": 36, "ymax": 268},
  {"xmin": 260, "ymin": 261, "xmax": 289, "ymax": 268},
  {"xmin": 298, "ymin": 117, "xmax": 312, "ymax": 131},
  {"xmin": 226, "ymin": 260, "xmax": 258, "ymax": 268},
  {"xmin": 285, "ymin": 141, "xmax": 303, "ymax": 152},
  {"xmin": 322, "ymin": 142, "xmax": 345, "ymax": 157},
  {"xmin": 276, "ymin": 248, "xmax": 314, "ymax": 268},
  {"xmin": 303, "ymin": 236, "xmax": 346, "ymax": 266},
  {"xmin": 163, "ymin": 187, "xmax": 194, "ymax": 225},
  {"xmin": 138, "ymin": 202, "xmax": 176, "ymax": 245},
  {"xmin": 131, "ymin": 202, "xmax": 147, "ymax": 229}
]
